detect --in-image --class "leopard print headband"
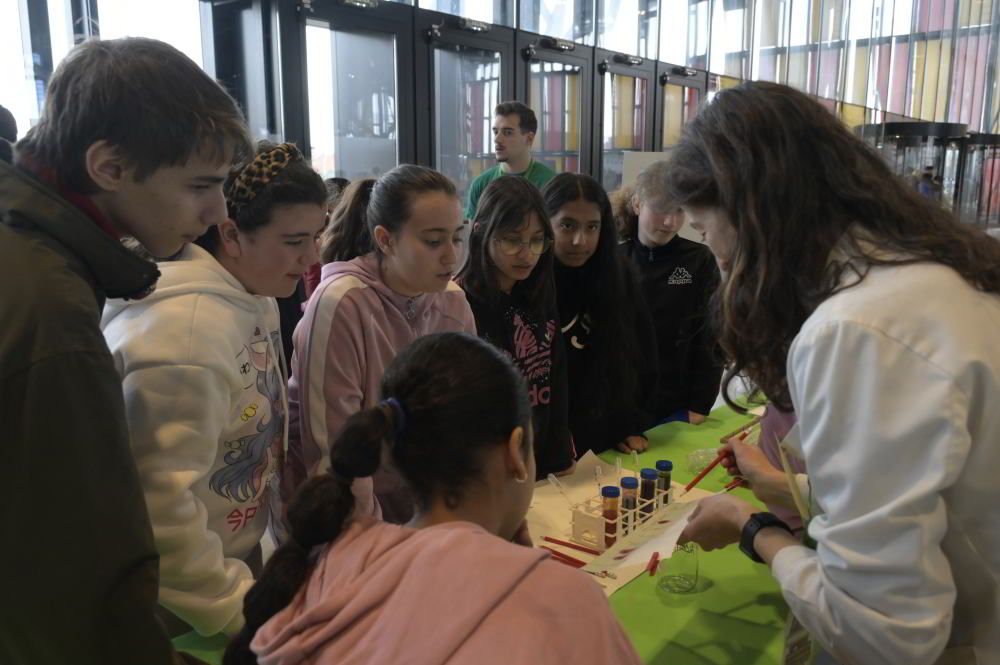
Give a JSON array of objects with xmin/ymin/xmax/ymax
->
[{"xmin": 226, "ymin": 142, "xmax": 303, "ymax": 215}]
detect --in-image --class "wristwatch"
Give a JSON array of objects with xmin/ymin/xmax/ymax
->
[{"xmin": 740, "ymin": 512, "xmax": 794, "ymax": 563}]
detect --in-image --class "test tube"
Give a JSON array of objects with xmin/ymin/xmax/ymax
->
[
  {"xmin": 656, "ymin": 460, "xmax": 673, "ymax": 506},
  {"xmin": 601, "ymin": 486, "xmax": 620, "ymax": 548},
  {"xmin": 640, "ymin": 468, "xmax": 657, "ymax": 516},
  {"xmin": 620, "ymin": 477, "xmax": 638, "ymax": 534}
]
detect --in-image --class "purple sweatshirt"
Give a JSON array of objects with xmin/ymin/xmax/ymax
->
[{"xmin": 284, "ymin": 253, "xmax": 476, "ymax": 523}]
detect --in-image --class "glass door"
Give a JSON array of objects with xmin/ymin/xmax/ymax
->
[
  {"xmin": 594, "ymin": 49, "xmax": 655, "ymax": 190},
  {"xmin": 415, "ymin": 10, "xmax": 515, "ymax": 203},
  {"xmin": 286, "ymin": 1, "xmax": 415, "ymax": 178},
  {"xmin": 516, "ymin": 31, "xmax": 594, "ymax": 174},
  {"xmin": 656, "ymin": 64, "xmax": 706, "ymax": 149}
]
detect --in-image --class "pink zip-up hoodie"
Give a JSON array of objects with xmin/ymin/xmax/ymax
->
[
  {"xmin": 284, "ymin": 252, "xmax": 476, "ymax": 523},
  {"xmin": 250, "ymin": 519, "xmax": 642, "ymax": 665}
]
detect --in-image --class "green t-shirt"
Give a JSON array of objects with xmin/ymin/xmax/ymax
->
[{"xmin": 465, "ymin": 159, "xmax": 558, "ymax": 220}]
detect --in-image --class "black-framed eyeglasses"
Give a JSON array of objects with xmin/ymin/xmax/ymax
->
[{"xmin": 493, "ymin": 236, "xmax": 551, "ymax": 256}]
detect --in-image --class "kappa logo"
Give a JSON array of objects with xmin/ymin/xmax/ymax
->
[{"xmin": 668, "ymin": 267, "xmax": 693, "ymax": 285}]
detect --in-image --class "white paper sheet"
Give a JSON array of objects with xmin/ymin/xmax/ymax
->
[{"xmin": 525, "ymin": 451, "xmax": 712, "ymax": 596}]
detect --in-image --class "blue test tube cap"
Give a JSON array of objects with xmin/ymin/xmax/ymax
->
[
  {"xmin": 656, "ymin": 460, "xmax": 673, "ymax": 471},
  {"xmin": 620, "ymin": 476, "xmax": 639, "ymax": 489},
  {"xmin": 601, "ymin": 485, "xmax": 621, "ymax": 498},
  {"xmin": 640, "ymin": 468, "xmax": 658, "ymax": 481}
]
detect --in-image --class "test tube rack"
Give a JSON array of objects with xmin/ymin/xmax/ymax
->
[{"xmin": 569, "ymin": 484, "xmax": 675, "ymax": 553}]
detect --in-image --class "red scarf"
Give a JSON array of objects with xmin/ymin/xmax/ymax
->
[{"xmin": 18, "ymin": 154, "xmax": 122, "ymax": 241}]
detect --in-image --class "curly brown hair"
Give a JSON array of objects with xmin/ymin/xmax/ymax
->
[{"xmin": 663, "ymin": 81, "xmax": 1000, "ymax": 412}]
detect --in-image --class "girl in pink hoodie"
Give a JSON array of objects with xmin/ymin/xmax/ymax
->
[
  {"xmin": 225, "ymin": 332, "xmax": 641, "ymax": 665},
  {"xmin": 285, "ymin": 165, "xmax": 476, "ymax": 524}
]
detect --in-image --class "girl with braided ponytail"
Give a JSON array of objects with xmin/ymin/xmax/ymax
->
[
  {"xmin": 285, "ymin": 164, "xmax": 475, "ymax": 525},
  {"xmin": 226, "ymin": 332, "xmax": 640, "ymax": 665},
  {"xmin": 101, "ymin": 140, "xmax": 328, "ymax": 637}
]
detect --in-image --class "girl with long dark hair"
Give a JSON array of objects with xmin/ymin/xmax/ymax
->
[
  {"xmin": 676, "ymin": 81, "xmax": 1000, "ymax": 665},
  {"xmin": 543, "ymin": 172, "xmax": 658, "ymax": 455}
]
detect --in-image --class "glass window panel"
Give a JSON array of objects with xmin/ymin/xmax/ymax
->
[
  {"xmin": 887, "ymin": 39, "xmax": 909, "ymax": 114},
  {"xmin": 1, "ymin": 1, "xmax": 33, "ymax": 137},
  {"xmin": 839, "ymin": 101, "xmax": 866, "ymax": 126},
  {"xmin": 519, "ymin": 0, "xmax": 596, "ymax": 45},
  {"xmin": 919, "ymin": 39, "xmax": 941, "ymax": 119},
  {"xmin": 97, "ymin": 0, "xmax": 205, "ymax": 66},
  {"xmin": 892, "ymin": 0, "xmax": 915, "ymax": 33},
  {"xmin": 601, "ymin": 71, "xmax": 648, "ymax": 189},
  {"xmin": 419, "ymin": 0, "xmax": 514, "ymax": 27},
  {"xmin": 709, "ymin": 0, "xmax": 751, "ymax": 77},
  {"xmin": 934, "ymin": 38, "xmax": 951, "ymax": 121},
  {"xmin": 433, "ymin": 47, "xmax": 502, "ymax": 204},
  {"xmin": 816, "ymin": 0, "xmax": 848, "ymax": 99},
  {"xmin": 528, "ymin": 60, "xmax": 583, "ymax": 173},
  {"xmin": 752, "ymin": 0, "xmax": 790, "ymax": 82},
  {"xmin": 659, "ymin": 0, "xmax": 710, "ymax": 68},
  {"xmin": 971, "ymin": 35, "xmax": 989, "ymax": 130},
  {"xmin": 661, "ymin": 83, "xmax": 699, "ymax": 148},
  {"xmin": 845, "ymin": 44, "xmax": 870, "ymax": 104},
  {"xmin": 843, "ymin": 0, "xmax": 874, "ymax": 105},
  {"xmin": 306, "ymin": 22, "xmax": 398, "ymax": 180},
  {"xmin": 598, "ymin": 0, "xmax": 658, "ymax": 58},
  {"xmin": 787, "ymin": 0, "xmax": 819, "ymax": 92},
  {"xmin": 870, "ymin": 42, "xmax": 892, "ymax": 109},
  {"xmin": 817, "ymin": 46, "xmax": 843, "ymax": 99},
  {"xmin": 3, "ymin": 1, "xmax": 79, "ymax": 135}
]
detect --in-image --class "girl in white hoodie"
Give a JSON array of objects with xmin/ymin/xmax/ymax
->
[{"xmin": 101, "ymin": 142, "xmax": 328, "ymax": 638}]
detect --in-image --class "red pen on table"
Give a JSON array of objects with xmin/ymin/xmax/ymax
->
[
  {"xmin": 682, "ymin": 431, "xmax": 749, "ymax": 496},
  {"xmin": 542, "ymin": 536, "xmax": 601, "ymax": 556},
  {"xmin": 540, "ymin": 546, "xmax": 586, "ymax": 568},
  {"xmin": 646, "ymin": 550, "xmax": 661, "ymax": 576}
]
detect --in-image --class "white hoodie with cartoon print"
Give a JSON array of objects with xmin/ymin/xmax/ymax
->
[{"xmin": 101, "ymin": 243, "xmax": 287, "ymax": 637}]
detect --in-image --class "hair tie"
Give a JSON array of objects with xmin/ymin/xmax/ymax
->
[{"xmin": 381, "ymin": 397, "xmax": 406, "ymax": 437}]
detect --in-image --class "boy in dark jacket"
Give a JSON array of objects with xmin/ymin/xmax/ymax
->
[
  {"xmin": 617, "ymin": 161, "xmax": 724, "ymax": 424},
  {"xmin": 0, "ymin": 38, "xmax": 249, "ymax": 665}
]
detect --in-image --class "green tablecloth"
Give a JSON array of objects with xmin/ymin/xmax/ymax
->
[
  {"xmin": 601, "ymin": 407, "xmax": 788, "ymax": 665},
  {"xmin": 173, "ymin": 406, "xmax": 787, "ymax": 665}
]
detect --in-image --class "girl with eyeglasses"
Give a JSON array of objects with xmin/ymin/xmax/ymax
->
[{"xmin": 458, "ymin": 176, "xmax": 575, "ymax": 478}]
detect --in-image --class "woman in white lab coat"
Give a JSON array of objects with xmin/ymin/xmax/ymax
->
[{"xmin": 672, "ymin": 81, "xmax": 1000, "ymax": 665}]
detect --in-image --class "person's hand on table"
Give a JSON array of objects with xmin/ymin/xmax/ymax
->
[
  {"xmin": 688, "ymin": 411, "xmax": 708, "ymax": 425},
  {"xmin": 554, "ymin": 459, "xmax": 576, "ymax": 477},
  {"xmin": 720, "ymin": 439, "xmax": 795, "ymax": 509},
  {"xmin": 615, "ymin": 435, "xmax": 649, "ymax": 453},
  {"xmin": 678, "ymin": 493, "xmax": 756, "ymax": 551}
]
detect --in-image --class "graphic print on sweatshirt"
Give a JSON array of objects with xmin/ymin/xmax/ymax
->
[
  {"xmin": 510, "ymin": 312, "xmax": 555, "ymax": 406},
  {"xmin": 561, "ymin": 311, "xmax": 593, "ymax": 350},
  {"xmin": 668, "ymin": 267, "xmax": 693, "ymax": 285},
  {"xmin": 211, "ymin": 329, "xmax": 285, "ymax": 532}
]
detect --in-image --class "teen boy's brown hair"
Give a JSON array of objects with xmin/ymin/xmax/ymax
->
[{"xmin": 16, "ymin": 37, "xmax": 251, "ymax": 192}]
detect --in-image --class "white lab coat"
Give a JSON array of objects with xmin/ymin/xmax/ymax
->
[{"xmin": 771, "ymin": 260, "xmax": 1000, "ymax": 665}]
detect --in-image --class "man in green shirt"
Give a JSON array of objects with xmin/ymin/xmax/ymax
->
[{"xmin": 465, "ymin": 101, "xmax": 557, "ymax": 219}]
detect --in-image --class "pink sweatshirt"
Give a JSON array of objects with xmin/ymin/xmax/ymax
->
[
  {"xmin": 251, "ymin": 519, "xmax": 642, "ymax": 665},
  {"xmin": 285, "ymin": 253, "xmax": 476, "ymax": 523}
]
